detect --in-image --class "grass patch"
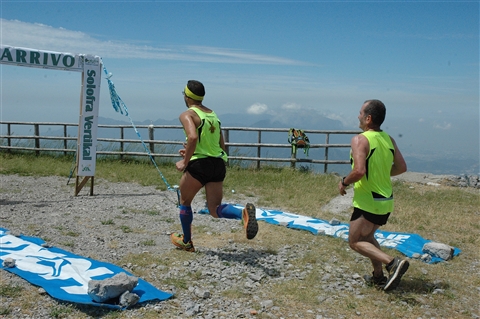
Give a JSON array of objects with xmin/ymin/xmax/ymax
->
[
  {"xmin": 101, "ymin": 219, "xmax": 115, "ymax": 225},
  {"xmin": 0, "ymin": 284, "xmax": 24, "ymax": 297},
  {"xmin": 49, "ymin": 304, "xmax": 74, "ymax": 318},
  {"xmin": 141, "ymin": 239, "xmax": 156, "ymax": 246},
  {"xmin": 122, "ymin": 208, "xmax": 160, "ymax": 216},
  {"xmin": 120, "ymin": 225, "xmax": 133, "ymax": 233}
]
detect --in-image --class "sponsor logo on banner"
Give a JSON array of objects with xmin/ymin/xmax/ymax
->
[
  {"xmin": 0, "ymin": 45, "xmax": 83, "ymax": 71},
  {"xmin": 78, "ymin": 56, "xmax": 102, "ymax": 176}
]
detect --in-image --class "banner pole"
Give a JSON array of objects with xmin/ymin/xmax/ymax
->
[{"xmin": 74, "ymin": 67, "xmax": 85, "ymax": 196}]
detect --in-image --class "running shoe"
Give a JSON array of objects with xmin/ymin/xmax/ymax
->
[
  {"xmin": 242, "ymin": 203, "xmax": 258, "ymax": 240},
  {"xmin": 384, "ymin": 257, "xmax": 409, "ymax": 291},
  {"xmin": 363, "ymin": 272, "xmax": 387, "ymax": 288},
  {"xmin": 170, "ymin": 233, "xmax": 195, "ymax": 252}
]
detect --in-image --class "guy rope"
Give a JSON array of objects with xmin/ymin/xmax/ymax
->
[{"xmin": 102, "ymin": 62, "xmax": 180, "ymax": 206}]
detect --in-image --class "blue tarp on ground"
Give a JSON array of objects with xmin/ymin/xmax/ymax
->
[{"xmin": 0, "ymin": 228, "xmax": 172, "ymax": 309}]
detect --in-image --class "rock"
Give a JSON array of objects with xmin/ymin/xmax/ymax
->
[
  {"xmin": 2, "ymin": 257, "xmax": 15, "ymax": 268},
  {"xmin": 422, "ymin": 242, "xmax": 454, "ymax": 261},
  {"xmin": 119, "ymin": 291, "xmax": 140, "ymax": 308},
  {"xmin": 87, "ymin": 272, "xmax": 138, "ymax": 303},
  {"xmin": 184, "ymin": 302, "xmax": 201, "ymax": 317},
  {"xmin": 261, "ymin": 300, "xmax": 274, "ymax": 309},
  {"xmin": 194, "ymin": 287, "xmax": 210, "ymax": 299},
  {"xmin": 421, "ymin": 253, "xmax": 432, "ymax": 263},
  {"xmin": 329, "ymin": 218, "xmax": 341, "ymax": 225}
]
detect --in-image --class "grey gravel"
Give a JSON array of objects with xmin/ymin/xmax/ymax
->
[{"xmin": 2, "ymin": 174, "xmax": 338, "ymax": 318}]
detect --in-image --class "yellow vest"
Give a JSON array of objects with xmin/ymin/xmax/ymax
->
[
  {"xmin": 187, "ymin": 107, "xmax": 228, "ymax": 162},
  {"xmin": 352, "ymin": 131, "xmax": 394, "ymax": 215}
]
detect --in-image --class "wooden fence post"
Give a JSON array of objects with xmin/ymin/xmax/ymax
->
[
  {"xmin": 224, "ymin": 128, "xmax": 229, "ymax": 167},
  {"xmin": 120, "ymin": 127, "xmax": 124, "ymax": 160},
  {"xmin": 324, "ymin": 133, "xmax": 330, "ymax": 173},
  {"xmin": 34, "ymin": 124, "xmax": 40, "ymax": 156},
  {"xmin": 148, "ymin": 125, "xmax": 155, "ymax": 159},
  {"xmin": 257, "ymin": 131, "xmax": 261, "ymax": 169},
  {"xmin": 7, "ymin": 123, "xmax": 11, "ymax": 153},
  {"xmin": 291, "ymin": 147, "xmax": 296, "ymax": 169},
  {"xmin": 63, "ymin": 124, "xmax": 68, "ymax": 156}
]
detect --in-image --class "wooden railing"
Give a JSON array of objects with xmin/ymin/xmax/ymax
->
[{"xmin": 0, "ymin": 121, "xmax": 360, "ymax": 173}]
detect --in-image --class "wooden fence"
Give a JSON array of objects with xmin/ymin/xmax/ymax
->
[{"xmin": 0, "ymin": 121, "xmax": 360, "ymax": 173}]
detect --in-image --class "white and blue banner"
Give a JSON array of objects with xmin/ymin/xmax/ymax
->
[
  {"xmin": 228, "ymin": 205, "xmax": 461, "ymax": 264},
  {"xmin": 77, "ymin": 56, "xmax": 101, "ymax": 176},
  {"xmin": 0, "ymin": 228, "xmax": 172, "ymax": 309},
  {"xmin": 0, "ymin": 45, "xmax": 83, "ymax": 71},
  {"xmin": 0, "ymin": 45, "xmax": 102, "ymax": 178}
]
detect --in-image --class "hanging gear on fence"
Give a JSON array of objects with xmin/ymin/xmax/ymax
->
[{"xmin": 288, "ymin": 128, "xmax": 310, "ymax": 156}]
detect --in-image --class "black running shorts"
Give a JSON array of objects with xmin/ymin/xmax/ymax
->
[
  {"xmin": 350, "ymin": 207, "xmax": 391, "ymax": 226},
  {"xmin": 185, "ymin": 157, "xmax": 226, "ymax": 186}
]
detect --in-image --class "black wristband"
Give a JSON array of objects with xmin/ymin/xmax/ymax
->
[{"xmin": 341, "ymin": 177, "xmax": 349, "ymax": 187}]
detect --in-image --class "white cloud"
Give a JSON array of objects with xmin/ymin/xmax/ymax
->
[
  {"xmin": 324, "ymin": 112, "xmax": 351, "ymax": 127},
  {"xmin": 281, "ymin": 103, "xmax": 301, "ymax": 110},
  {"xmin": 419, "ymin": 118, "xmax": 425, "ymax": 122},
  {"xmin": 247, "ymin": 103, "xmax": 268, "ymax": 114},
  {"xmin": 434, "ymin": 122, "xmax": 452, "ymax": 130},
  {"xmin": 0, "ymin": 19, "xmax": 309, "ymax": 65}
]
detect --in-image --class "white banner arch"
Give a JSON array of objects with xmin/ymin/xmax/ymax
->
[{"xmin": 1, "ymin": 45, "xmax": 102, "ymax": 195}]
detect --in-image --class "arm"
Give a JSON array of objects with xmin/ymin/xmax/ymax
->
[
  {"xmin": 176, "ymin": 110, "xmax": 199, "ymax": 171},
  {"xmin": 390, "ymin": 136, "xmax": 407, "ymax": 176},
  {"xmin": 338, "ymin": 134, "xmax": 369, "ymax": 195}
]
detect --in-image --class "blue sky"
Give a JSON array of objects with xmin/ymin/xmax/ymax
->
[{"xmin": 0, "ymin": 0, "xmax": 478, "ymax": 167}]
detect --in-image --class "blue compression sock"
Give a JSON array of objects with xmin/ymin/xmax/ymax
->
[
  {"xmin": 215, "ymin": 204, "xmax": 242, "ymax": 220},
  {"xmin": 179, "ymin": 205, "xmax": 193, "ymax": 243}
]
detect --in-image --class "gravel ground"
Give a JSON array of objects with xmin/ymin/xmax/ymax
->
[
  {"xmin": 1, "ymin": 174, "xmax": 318, "ymax": 319},
  {"xmin": 0, "ymin": 173, "xmax": 478, "ymax": 319}
]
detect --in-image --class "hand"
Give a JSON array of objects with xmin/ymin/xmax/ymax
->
[
  {"xmin": 178, "ymin": 142, "xmax": 187, "ymax": 158},
  {"xmin": 338, "ymin": 181, "xmax": 347, "ymax": 196},
  {"xmin": 176, "ymin": 160, "xmax": 186, "ymax": 172},
  {"xmin": 179, "ymin": 148, "xmax": 186, "ymax": 158}
]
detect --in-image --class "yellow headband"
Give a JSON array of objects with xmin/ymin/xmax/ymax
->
[{"xmin": 184, "ymin": 86, "xmax": 204, "ymax": 101}]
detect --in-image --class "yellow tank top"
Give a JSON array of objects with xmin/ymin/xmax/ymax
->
[
  {"xmin": 187, "ymin": 107, "xmax": 227, "ymax": 162},
  {"xmin": 352, "ymin": 130, "xmax": 394, "ymax": 215}
]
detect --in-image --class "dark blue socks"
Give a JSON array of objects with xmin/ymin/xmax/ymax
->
[
  {"xmin": 215, "ymin": 204, "xmax": 242, "ymax": 220},
  {"xmin": 180, "ymin": 204, "xmax": 241, "ymax": 243},
  {"xmin": 179, "ymin": 205, "xmax": 193, "ymax": 243}
]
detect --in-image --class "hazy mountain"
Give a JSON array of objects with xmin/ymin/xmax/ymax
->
[{"xmin": 219, "ymin": 112, "xmax": 343, "ymax": 130}]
